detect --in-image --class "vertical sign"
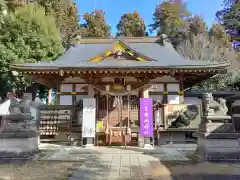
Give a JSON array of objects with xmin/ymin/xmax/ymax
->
[
  {"xmin": 140, "ymin": 98, "xmax": 153, "ymax": 137},
  {"xmin": 155, "ymin": 109, "xmax": 161, "ymax": 125},
  {"xmin": 82, "ymin": 98, "xmax": 96, "ymax": 138}
]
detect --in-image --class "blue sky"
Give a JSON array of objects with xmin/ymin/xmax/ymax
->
[{"xmin": 76, "ymin": 0, "xmax": 224, "ymax": 35}]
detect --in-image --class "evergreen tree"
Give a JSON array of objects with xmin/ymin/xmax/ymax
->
[
  {"xmin": 37, "ymin": 0, "xmax": 80, "ymax": 49},
  {"xmin": 216, "ymin": 0, "xmax": 240, "ymax": 51},
  {"xmin": 80, "ymin": 10, "xmax": 111, "ymax": 37},
  {"xmin": 0, "ymin": 3, "xmax": 63, "ymax": 97},
  {"xmin": 150, "ymin": 0, "xmax": 190, "ymax": 39},
  {"xmin": 116, "ymin": 10, "xmax": 147, "ymax": 37}
]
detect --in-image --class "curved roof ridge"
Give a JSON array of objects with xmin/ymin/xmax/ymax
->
[
  {"xmin": 125, "ymin": 41, "xmax": 231, "ymax": 67},
  {"xmin": 119, "ymin": 39, "xmax": 157, "ymax": 61}
]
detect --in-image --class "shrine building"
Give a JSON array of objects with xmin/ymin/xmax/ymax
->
[{"xmin": 11, "ymin": 34, "xmax": 230, "ymax": 147}]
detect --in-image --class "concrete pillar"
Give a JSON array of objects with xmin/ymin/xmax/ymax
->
[{"xmin": 85, "ymin": 84, "xmax": 95, "ymax": 147}]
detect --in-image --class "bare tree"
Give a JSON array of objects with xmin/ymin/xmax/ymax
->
[{"xmin": 176, "ymin": 34, "xmax": 240, "ymax": 90}]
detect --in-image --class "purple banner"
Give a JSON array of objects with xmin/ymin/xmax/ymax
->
[{"xmin": 140, "ymin": 98, "xmax": 153, "ymax": 137}]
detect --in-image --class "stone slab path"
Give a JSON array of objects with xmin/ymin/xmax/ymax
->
[
  {"xmin": 39, "ymin": 145, "xmax": 239, "ymax": 180},
  {"xmin": 1, "ymin": 144, "xmax": 240, "ymax": 180}
]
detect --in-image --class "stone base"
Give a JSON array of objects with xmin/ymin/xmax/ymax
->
[
  {"xmin": 203, "ymin": 115, "xmax": 231, "ymax": 121},
  {"xmin": 143, "ymin": 144, "xmax": 154, "ymax": 149},
  {"xmin": 198, "ymin": 123, "xmax": 234, "ymax": 133},
  {"xmin": 82, "ymin": 137, "xmax": 94, "ymax": 148},
  {"xmin": 143, "ymin": 137, "xmax": 154, "ymax": 149},
  {"xmin": 83, "ymin": 144, "xmax": 95, "ymax": 149},
  {"xmin": 138, "ymin": 136, "xmax": 144, "ymax": 148},
  {"xmin": 195, "ymin": 132, "xmax": 240, "ymax": 161},
  {"xmin": 0, "ymin": 132, "xmax": 39, "ymax": 160}
]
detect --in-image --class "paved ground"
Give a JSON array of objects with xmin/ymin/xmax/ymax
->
[{"xmin": 0, "ymin": 144, "xmax": 240, "ymax": 180}]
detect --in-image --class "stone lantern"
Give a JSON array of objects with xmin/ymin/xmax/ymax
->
[
  {"xmin": 194, "ymin": 93, "xmax": 240, "ymax": 161},
  {"xmin": 0, "ymin": 96, "xmax": 39, "ymax": 161}
]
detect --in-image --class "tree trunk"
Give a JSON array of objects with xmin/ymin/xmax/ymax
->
[{"xmin": 47, "ymin": 88, "xmax": 52, "ymax": 105}]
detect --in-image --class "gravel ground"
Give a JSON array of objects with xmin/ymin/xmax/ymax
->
[
  {"xmin": 0, "ymin": 160, "xmax": 83, "ymax": 180},
  {"xmin": 0, "ymin": 149, "xmax": 84, "ymax": 180}
]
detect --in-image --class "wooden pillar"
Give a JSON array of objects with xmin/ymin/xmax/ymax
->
[
  {"xmin": 47, "ymin": 88, "xmax": 52, "ymax": 105},
  {"xmin": 127, "ymin": 84, "xmax": 131, "ymax": 131},
  {"xmin": 72, "ymin": 84, "xmax": 76, "ymax": 105},
  {"xmin": 179, "ymin": 76, "xmax": 184, "ymax": 104},
  {"xmin": 143, "ymin": 88, "xmax": 149, "ymax": 98},
  {"xmin": 106, "ymin": 85, "xmax": 110, "ymax": 144},
  {"xmin": 88, "ymin": 84, "xmax": 94, "ymax": 98},
  {"xmin": 56, "ymin": 84, "xmax": 60, "ymax": 105},
  {"xmin": 163, "ymin": 84, "xmax": 168, "ymax": 104}
]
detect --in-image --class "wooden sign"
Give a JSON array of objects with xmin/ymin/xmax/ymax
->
[{"xmin": 110, "ymin": 129, "xmax": 122, "ymax": 143}]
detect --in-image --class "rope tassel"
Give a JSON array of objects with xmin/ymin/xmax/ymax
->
[{"xmin": 92, "ymin": 84, "xmax": 151, "ymax": 96}]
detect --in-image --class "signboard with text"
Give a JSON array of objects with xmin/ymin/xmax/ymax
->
[
  {"xmin": 164, "ymin": 104, "xmax": 201, "ymax": 130},
  {"xmin": 82, "ymin": 98, "xmax": 96, "ymax": 138},
  {"xmin": 140, "ymin": 98, "xmax": 153, "ymax": 137}
]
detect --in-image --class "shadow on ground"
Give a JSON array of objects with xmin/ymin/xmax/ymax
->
[
  {"xmin": 2, "ymin": 144, "xmax": 240, "ymax": 180},
  {"xmin": 111, "ymin": 146, "xmax": 240, "ymax": 180}
]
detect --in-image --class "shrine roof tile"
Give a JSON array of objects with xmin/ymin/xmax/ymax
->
[{"xmin": 11, "ymin": 37, "xmax": 230, "ymax": 70}]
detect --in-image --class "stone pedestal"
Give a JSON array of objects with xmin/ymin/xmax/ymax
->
[
  {"xmin": 195, "ymin": 116, "xmax": 240, "ymax": 161},
  {"xmin": 0, "ymin": 132, "xmax": 39, "ymax": 160},
  {"xmin": 86, "ymin": 137, "xmax": 94, "ymax": 147},
  {"xmin": 195, "ymin": 132, "xmax": 240, "ymax": 161},
  {"xmin": 0, "ymin": 97, "xmax": 39, "ymax": 161},
  {"xmin": 138, "ymin": 135, "xmax": 144, "ymax": 148},
  {"xmin": 83, "ymin": 137, "xmax": 94, "ymax": 148},
  {"xmin": 143, "ymin": 137, "xmax": 154, "ymax": 149}
]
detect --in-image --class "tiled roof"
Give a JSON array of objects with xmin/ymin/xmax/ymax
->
[{"xmin": 12, "ymin": 37, "xmax": 230, "ymax": 69}]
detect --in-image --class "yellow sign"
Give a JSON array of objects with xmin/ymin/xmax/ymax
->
[{"xmin": 96, "ymin": 121, "xmax": 104, "ymax": 131}]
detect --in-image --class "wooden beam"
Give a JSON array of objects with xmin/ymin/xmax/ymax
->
[
  {"xmin": 29, "ymin": 75, "xmax": 64, "ymax": 88},
  {"xmin": 31, "ymin": 77, "xmax": 56, "ymax": 88}
]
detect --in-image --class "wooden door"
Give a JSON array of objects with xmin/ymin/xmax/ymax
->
[{"xmin": 97, "ymin": 94, "xmax": 140, "ymax": 145}]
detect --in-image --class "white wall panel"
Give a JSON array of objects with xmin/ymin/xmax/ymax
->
[
  {"xmin": 167, "ymin": 84, "xmax": 180, "ymax": 92},
  {"xmin": 60, "ymin": 84, "xmax": 73, "ymax": 92},
  {"xmin": 149, "ymin": 84, "xmax": 164, "ymax": 92},
  {"xmin": 59, "ymin": 95, "xmax": 72, "ymax": 105}
]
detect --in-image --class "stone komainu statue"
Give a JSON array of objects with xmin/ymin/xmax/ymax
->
[
  {"xmin": 202, "ymin": 93, "xmax": 228, "ymax": 116},
  {"xmin": 8, "ymin": 97, "xmax": 22, "ymax": 114},
  {"xmin": 1, "ymin": 96, "xmax": 33, "ymax": 132},
  {"xmin": 8, "ymin": 96, "xmax": 31, "ymax": 115}
]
